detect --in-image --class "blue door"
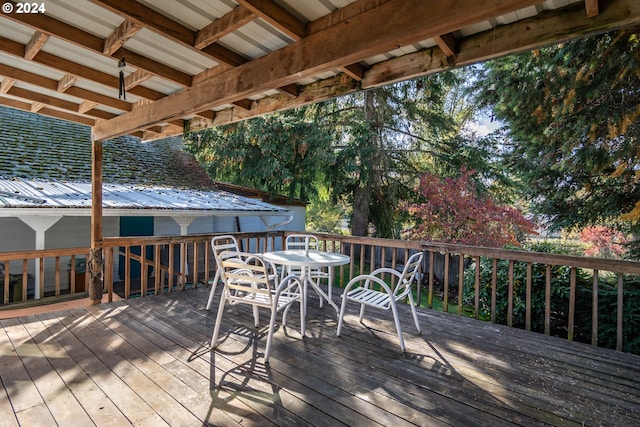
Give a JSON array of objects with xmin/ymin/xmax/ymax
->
[{"xmin": 119, "ymin": 216, "xmax": 154, "ymax": 280}]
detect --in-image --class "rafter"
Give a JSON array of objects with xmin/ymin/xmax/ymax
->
[
  {"xmin": 30, "ymin": 102, "xmax": 45, "ymax": 112},
  {"xmin": 124, "ymin": 69, "xmax": 152, "ymax": 90},
  {"xmin": 57, "ymin": 74, "xmax": 78, "ymax": 92},
  {"xmin": 79, "ymin": 101, "xmax": 98, "ymax": 114},
  {"xmin": 237, "ymin": 0, "xmax": 305, "ymax": 40},
  {"xmin": 585, "ymin": 0, "xmax": 599, "ymax": 18},
  {"xmin": 433, "ymin": 33, "xmax": 457, "ymax": 57},
  {"xmin": 24, "ymin": 31, "xmax": 49, "ymax": 60},
  {"xmin": 0, "ymin": 77, "xmax": 16, "ymax": 94},
  {"xmin": 103, "ymin": 19, "xmax": 142, "ymax": 55},
  {"xmin": 195, "ymin": 6, "xmax": 256, "ymax": 49}
]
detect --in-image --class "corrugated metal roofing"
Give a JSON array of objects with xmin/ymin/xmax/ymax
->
[{"xmin": 0, "ymin": 177, "xmax": 286, "ymax": 214}]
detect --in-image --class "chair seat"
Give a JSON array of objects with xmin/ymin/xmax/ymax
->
[
  {"xmin": 346, "ymin": 287, "xmax": 391, "ymax": 309},
  {"xmin": 337, "ymin": 251, "xmax": 424, "ymax": 352},
  {"xmin": 228, "ymin": 290, "xmax": 300, "ymax": 309}
]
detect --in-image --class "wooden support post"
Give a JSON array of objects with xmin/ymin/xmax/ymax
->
[{"xmin": 89, "ymin": 136, "xmax": 104, "ymax": 305}]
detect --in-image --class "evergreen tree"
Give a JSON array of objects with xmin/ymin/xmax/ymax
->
[{"xmin": 475, "ymin": 28, "xmax": 640, "ymax": 245}]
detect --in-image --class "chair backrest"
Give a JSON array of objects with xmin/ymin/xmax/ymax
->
[
  {"xmin": 220, "ymin": 251, "xmax": 274, "ymax": 305},
  {"xmin": 211, "ymin": 235, "xmax": 240, "ymax": 265},
  {"xmin": 394, "ymin": 252, "xmax": 424, "ymax": 299},
  {"xmin": 285, "ymin": 234, "xmax": 319, "ymax": 251}
]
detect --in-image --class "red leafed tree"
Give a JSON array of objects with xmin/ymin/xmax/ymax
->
[
  {"xmin": 579, "ymin": 226, "xmax": 627, "ymax": 258},
  {"xmin": 402, "ymin": 168, "xmax": 536, "ymax": 247}
]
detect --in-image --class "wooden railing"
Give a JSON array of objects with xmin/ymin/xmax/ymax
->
[
  {"xmin": 0, "ymin": 247, "xmax": 90, "ymax": 304},
  {"xmin": 2, "ymin": 231, "xmax": 639, "ymax": 353}
]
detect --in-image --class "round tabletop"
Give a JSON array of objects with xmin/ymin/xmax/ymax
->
[{"xmin": 262, "ymin": 250, "xmax": 350, "ymax": 268}]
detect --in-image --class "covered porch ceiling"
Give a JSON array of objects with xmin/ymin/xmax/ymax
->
[{"xmin": 0, "ymin": 0, "xmax": 638, "ymax": 142}]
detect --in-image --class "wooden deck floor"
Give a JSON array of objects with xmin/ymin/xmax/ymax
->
[{"xmin": 1, "ymin": 285, "xmax": 639, "ymax": 426}]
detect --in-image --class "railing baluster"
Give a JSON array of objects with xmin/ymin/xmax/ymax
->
[
  {"xmin": 526, "ymin": 262, "xmax": 532, "ymax": 331},
  {"xmin": 617, "ymin": 274, "xmax": 623, "ymax": 352},
  {"xmin": 55, "ymin": 256, "xmax": 61, "ymax": 296},
  {"xmin": 427, "ymin": 250, "xmax": 434, "ymax": 309},
  {"xmin": 3, "ymin": 260, "xmax": 10, "ymax": 304},
  {"xmin": 105, "ymin": 247, "xmax": 113, "ymax": 302},
  {"xmin": 508, "ymin": 260, "xmax": 514, "ymax": 327},
  {"xmin": 125, "ymin": 246, "xmax": 131, "ymax": 299},
  {"xmin": 474, "ymin": 256, "xmax": 480, "ymax": 319},
  {"xmin": 491, "ymin": 258, "xmax": 497, "ymax": 324},
  {"xmin": 192, "ymin": 241, "xmax": 199, "ymax": 289},
  {"xmin": 141, "ymin": 244, "xmax": 147, "ymax": 297},
  {"xmin": 22, "ymin": 259, "xmax": 28, "ymax": 302},
  {"xmin": 458, "ymin": 254, "xmax": 464, "ymax": 315},
  {"xmin": 545, "ymin": 264, "xmax": 551, "ymax": 336},
  {"xmin": 154, "ymin": 244, "xmax": 161, "ymax": 295},
  {"xmin": 568, "ymin": 267, "xmax": 576, "ymax": 341},
  {"xmin": 168, "ymin": 244, "xmax": 175, "ymax": 292},
  {"xmin": 443, "ymin": 252, "xmax": 450, "ymax": 313},
  {"xmin": 592, "ymin": 270, "xmax": 599, "ymax": 346}
]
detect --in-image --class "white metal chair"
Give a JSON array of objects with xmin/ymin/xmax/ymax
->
[
  {"xmin": 210, "ymin": 251, "xmax": 303, "ymax": 362},
  {"xmin": 285, "ymin": 234, "xmax": 333, "ymax": 307},
  {"xmin": 336, "ymin": 251, "xmax": 424, "ymax": 352},
  {"xmin": 206, "ymin": 235, "xmax": 241, "ymax": 311}
]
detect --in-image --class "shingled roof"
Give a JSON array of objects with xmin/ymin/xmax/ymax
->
[
  {"xmin": 0, "ymin": 106, "xmax": 288, "ymax": 215},
  {"xmin": 0, "ymin": 106, "xmax": 213, "ymax": 189}
]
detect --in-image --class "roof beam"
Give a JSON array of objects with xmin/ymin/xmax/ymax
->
[
  {"xmin": 186, "ymin": 0, "xmax": 640, "ymax": 132},
  {"xmin": 93, "ymin": 0, "xmax": 544, "ymax": 141},
  {"xmin": 362, "ymin": 0, "xmax": 640, "ymax": 88}
]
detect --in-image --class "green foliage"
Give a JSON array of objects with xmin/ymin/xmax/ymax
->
[
  {"xmin": 462, "ymin": 240, "xmax": 640, "ymax": 354},
  {"xmin": 305, "ymin": 184, "xmax": 346, "ymax": 233},
  {"xmin": 183, "ymin": 107, "xmax": 334, "ymax": 202},
  {"xmin": 474, "ymin": 28, "xmax": 640, "ymax": 236}
]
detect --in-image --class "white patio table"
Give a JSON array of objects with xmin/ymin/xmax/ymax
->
[{"xmin": 262, "ymin": 249, "xmax": 350, "ymax": 335}]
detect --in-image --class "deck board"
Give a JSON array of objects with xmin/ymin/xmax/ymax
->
[{"xmin": 1, "ymin": 285, "xmax": 639, "ymax": 426}]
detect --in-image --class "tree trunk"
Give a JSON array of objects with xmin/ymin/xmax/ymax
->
[{"xmin": 351, "ymin": 182, "xmax": 372, "ymax": 236}]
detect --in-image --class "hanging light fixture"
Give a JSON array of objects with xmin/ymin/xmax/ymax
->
[{"xmin": 118, "ymin": 53, "xmax": 126, "ymax": 100}]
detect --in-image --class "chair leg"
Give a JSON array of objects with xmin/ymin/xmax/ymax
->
[
  {"xmin": 407, "ymin": 293, "xmax": 421, "ymax": 334},
  {"xmin": 336, "ymin": 294, "xmax": 348, "ymax": 337},
  {"xmin": 358, "ymin": 303, "xmax": 366, "ymax": 322},
  {"xmin": 252, "ymin": 305, "xmax": 260, "ymax": 328},
  {"xmin": 389, "ymin": 301, "xmax": 406, "ymax": 352},
  {"xmin": 263, "ymin": 308, "xmax": 279, "ymax": 362},
  {"xmin": 205, "ymin": 269, "xmax": 220, "ymax": 311},
  {"xmin": 211, "ymin": 293, "xmax": 227, "ymax": 348}
]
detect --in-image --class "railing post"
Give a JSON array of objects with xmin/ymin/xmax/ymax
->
[{"xmin": 617, "ymin": 274, "xmax": 624, "ymax": 352}]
